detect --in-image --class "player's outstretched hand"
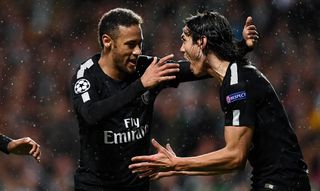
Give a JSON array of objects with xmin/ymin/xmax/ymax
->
[
  {"xmin": 140, "ymin": 54, "xmax": 180, "ymax": 89},
  {"xmin": 7, "ymin": 137, "xmax": 41, "ymax": 163},
  {"xmin": 129, "ymin": 139, "xmax": 178, "ymax": 179},
  {"xmin": 242, "ymin": 16, "xmax": 259, "ymax": 48}
]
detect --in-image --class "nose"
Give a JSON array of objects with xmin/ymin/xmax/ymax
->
[
  {"xmin": 133, "ymin": 45, "xmax": 142, "ymax": 55},
  {"xmin": 180, "ymin": 44, "xmax": 185, "ymax": 53}
]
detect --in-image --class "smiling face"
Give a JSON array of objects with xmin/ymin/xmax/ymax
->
[
  {"xmin": 180, "ymin": 26, "xmax": 207, "ymax": 77},
  {"xmin": 110, "ymin": 24, "xmax": 143, "ymax": 75}
]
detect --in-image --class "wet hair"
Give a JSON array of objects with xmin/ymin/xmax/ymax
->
[
  {"xmin": 184, "ymin": 11, "xmax": 239, "ymax": 61},
  {"xmin": 98, "ymin": 8, "xmax": 143, "ymax": 48}
]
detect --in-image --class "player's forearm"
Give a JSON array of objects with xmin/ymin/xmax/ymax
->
[
  {"xmin": 151, "ymin": 169, "xmax": 235, "ymax": 180},
  {"xmin": 174, "ymin": 148, "xmax": 246, "ymax": 172},
  {"xmin": 79, "ymin": 79, "xmax": 146, "ymax": 124},
  {"xmin": 176, "ymin": 169, "xmax": 235, "ymax": 176}
]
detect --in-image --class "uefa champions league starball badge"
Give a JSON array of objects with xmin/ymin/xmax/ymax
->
[{"xmin": 74, "ymin": 78, "xmax": 91, "ymax": 94}]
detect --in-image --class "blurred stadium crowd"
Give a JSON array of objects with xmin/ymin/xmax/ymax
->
[{"xmin": 0, "ymin": 0, "xmax": 319, "ymax": 190}]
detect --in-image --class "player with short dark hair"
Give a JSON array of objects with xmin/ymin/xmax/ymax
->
[
  {"xmin": 129, "ymin": 11, "xmax": 311, "ymax": 191},
  {"xmin": 71, "ymin": 8, "xmax": 258, "ymax": 191},
  {"xmin": 97, "ymin": 8, "xmax": 143, "ymax": 48}
]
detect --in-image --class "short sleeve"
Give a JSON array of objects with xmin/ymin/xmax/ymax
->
[{"xmin": 223, "ymin": 82, "xmax": 256, "ymax": 127}]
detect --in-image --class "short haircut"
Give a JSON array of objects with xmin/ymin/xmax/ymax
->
[
  {"xmin": 98, "ymin": 8, "xmax": 143, "ymax": 48},
  {"xmin": 184, "ymin": 11, "xmax": 238, "ymax": 61}
]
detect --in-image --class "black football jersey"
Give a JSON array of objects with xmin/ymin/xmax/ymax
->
[
  {"xmin": 71, "ymin": 40, "xmax": 251, "ymax": 190},
  {"xmin": 72, "ymin": 54, "xmax": 155, "ymax": 190},
  {"xmin": 220, "ymin": 60, "xmax": 309, "ymax": 188}
]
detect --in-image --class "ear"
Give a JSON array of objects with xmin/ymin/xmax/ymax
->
[
  {"xmin": 101, "ymin": 34, "xmax": 113, "ymax": 49},
  {"xmin": 197, "ymin": 36, "xmax": 208, "ymax": 50}
]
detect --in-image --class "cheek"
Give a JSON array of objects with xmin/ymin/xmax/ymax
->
[
  {"xmin": 186, "ymin": 46, "xmax": 199, "ymax": 61},
  {"xmin": 114, "ymin": 48, "xmax": 129, "ymax": 59}
]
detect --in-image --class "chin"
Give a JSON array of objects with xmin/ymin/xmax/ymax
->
[
  {"xmin": 126, "ymin": 65, "xmax": 137, "ymax": 74},
  {"xmin": 190, "ymin": 61, "xmax": 203, "ymax": 77},
  {"xmin": 127, "ymin": 69, "xmax": 136, "ymax": 74},
  {"xmin": 192, "ymin": 67, "xmax": 207, "ymax": 77},
  {"xmin": 193, "ymin": 71, "xmax": 202, "ymax": 77}
]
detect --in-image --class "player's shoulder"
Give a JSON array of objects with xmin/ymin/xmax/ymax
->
[
  {"xmin": 236, "ymin": 59, "xmax": 257, "ymax": 73},
  {"xmin": 72, "ymin": 54, "xmax": 100, "ymax": 81},
  {"xmin": 223, "ymin": 60, "xmax": 261, "ymax": 90},
  {"xmin": 236, "ymin": 61, "xmax": 263, "ymax": 81},
  {"xmin": 236, "ymin": 61, "xmax": 272, "ymax": 94}
]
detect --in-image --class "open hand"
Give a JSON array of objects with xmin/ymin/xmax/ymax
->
[
  {"xmin": 140, "ymin": 54, "xmax": 180, "ymax": 89},
  {"xmin": 129, "ymin": 139, "xmax": 177, "ymax": 179},
  {"xmin": 7, "ymin": 137, "xmax": 41, "ymax": 163}
]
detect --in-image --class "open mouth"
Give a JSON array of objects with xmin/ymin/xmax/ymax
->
[
  {"xmin": 127, "ymin": 59, "xmax": 137, "ymax": 66},
  {"xmin": 128, "ymin": 60, "xmax": 136, "ymax": 65},
  {"xmin": 127, "ymin": 59, "xmax": 137, "ymax": 71},
  {"xmin": 128, "ymin": 57, "xmax": 137, "ymax": 64}
]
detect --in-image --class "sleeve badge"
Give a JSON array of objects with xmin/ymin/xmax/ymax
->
[{"xmin": 74, "ymin": 78, "xmax": 91, "ymax": 94}]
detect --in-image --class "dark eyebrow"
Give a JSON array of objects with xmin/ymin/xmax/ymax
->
[
  {"xmin": 125, "ymin": 39, "xmax": 142, "ymax": 44},
  {"xmin": 181, "ymin": 33, "xmax": 186, "ymax": 40},
  {"xmin": 183, "ymin": 27, "xmax": 191, "ymax": 36}
]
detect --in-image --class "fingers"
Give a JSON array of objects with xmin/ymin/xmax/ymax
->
[
  {"xmin": 151, "ymin": 138, "xmax": 171, "ymax": 154},
  {"xmin": 151, "ymin": 139, "xmax": 172, "ymax": 157},
  {"xmin": 150, "ymin": 57, "xmax": 158, "ymax": 66},
  {"xmin": 156, "ymin": 54, "xmax": 180, "ymax": 78},
  {"xmin": 157, "ymin": 64, "xmax": 180, "ymax": 81},
  {"xmin": 137, "ymin": 169, "xmax": 156, "ymax": 178},
  {"xmin": 150, "ymin": 171, "xmax": 175, "ymax": 180},
  {"xmin": 150, "ymin": 173, "xmax": 160, "ymax": 180},
  {"xmin": 151, "ymin": 139, "xmax": 165, "ymax": 152},
  {"xmin": 245, "ymin": 16, "xmax": 255, "ymax": 34},
  {"xmin": 25, "ymin": 137, "xmax": 41, "ymax": 163},
  {"xmin": 129, "ymin": 161, "xmax": 161, "ymax": 170},
  {"xmin": 131, "ymin": 155, "xmax": 155, "ymax": 163},
  {"xmin": 158, "ymin": 75, "xmax": 176, "ymax": 82},
  {"xmin": 166, "ymin": 143, "xmax": 176, "ymax": 156},
  {"xmin": 245, "ymin": 16, "xmax": 253, "ymax": 27},
  {"xmin": 246, "ymin": 29, "xmax": 258, "ymax": 36},
  {"xmin": 152, "ymin": 139, "xmax": 173, "ymax": 158},
  {"xmin": 244, "ymin": 32, "xmax": 259, "ymax": 44},
  {"xmin": 156, "ymin": 59, "xmax": 179, "ymax": 77},
  {"xmin": 245, "ymin": 26, "xmax": 258, "ymax": 35},
  {"xmin": 29, "ymin": 140, "xmax": 37, "ymax": 154},
  {"xmin": 132, "ymin": 166, "xmax": 169, "ymax": 179},
  {"xmin": 165, "ymin": 143, "xmax": 172, "ymax": 151},
  {"xmin": 32, "ymin": 145, "xmax": 41, "ymax": 163},
  {"xmin": 251, "ymin": 35, "xmax": 259, "ymax": 41},
  {"xmin": 131, "ymin": 165, "xmax": 152, "ymax": 174},
  {"xmin": 158, "ymin": 54, "xmax": 174, "ymax": 66},
  {"xmin": 159, "ymin": 62, "xmax": 180, "ymax": 71},
  {"xmin": 246, "ymin": 24, "xmax": 257, "ymax": 30},
  {"xmin": 132, "ymin": 169, "xmax": 176, "ymax": 180},
  {"xmin": 141, "ymin": 54, "xmax": 179, "ymax": 88}
]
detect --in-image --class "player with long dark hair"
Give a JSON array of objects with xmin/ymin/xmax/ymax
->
[{"xmin": 129, "ymin": 11, "xmax": 310, "ymax": 191}]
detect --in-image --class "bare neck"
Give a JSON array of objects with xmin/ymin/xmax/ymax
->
[
  {"xmin": 206, "ymin": 54, "xmax": 230, "ymax": 85},
  {"xmin": 98, "ymin": 51, "xmax": 123, "ymax": 81}
]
